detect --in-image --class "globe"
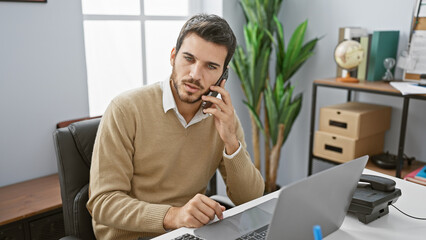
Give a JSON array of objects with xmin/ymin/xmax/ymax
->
[{"xmin": 334, "ymin": 40, "xmax": 364, "ymax": 83}]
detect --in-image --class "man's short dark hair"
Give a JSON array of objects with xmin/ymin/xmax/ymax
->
[{"xmin": 175, "ymin": 14, "xmax": 236, "ymax": 72}]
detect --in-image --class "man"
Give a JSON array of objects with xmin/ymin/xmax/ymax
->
[{"xmin": 87, "ymin": 14, "xmax": 264, "ymax": 240}]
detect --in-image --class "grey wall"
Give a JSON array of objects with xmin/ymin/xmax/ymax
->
[
  {"xmin": 276, "ymin": 0, "xmax": 421, "ymax": 185},
  {"xmin": 0, "ymin": 0, "xmax": 89, "ymax": 187},
  {"xmin": 222, "ymin": 0, "xmax": 422, "ymax": 192},
  {"xmin": 0, "ymin": 0, "xmax": 422, "ymax": 191}
]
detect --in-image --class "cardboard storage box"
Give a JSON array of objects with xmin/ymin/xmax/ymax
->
[
  {"xmin": 319, "ymin": 102, "xmax": 391, "ymax": 139},
  {"xmin": 313, "ymin": 130, "xmax": 385, "ymax": 163}
]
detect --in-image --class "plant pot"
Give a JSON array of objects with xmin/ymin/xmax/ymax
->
[{"xmin": 264, "ymin": 184, "xmax": 281, "ymax": 195}]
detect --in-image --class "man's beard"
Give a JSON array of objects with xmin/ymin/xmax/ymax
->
[{"xmin": 170, "ymin": 66, "xmax": 208, "ymax": 104}]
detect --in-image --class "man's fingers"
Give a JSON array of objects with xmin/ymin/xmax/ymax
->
[
  {"xmin": 190, "ymin": 207, "xmax": 212, "ymax": 225},
  {"xmin": 169, "ymin": 194, "xmax": 227, "ymax": 229},
  {"xmin": 195, "ymin": 201, "xmax": 216, "ymax": 220},
  {"xmin": 210, "ymin": 83, "xmax": 231, "ymax": 105},
  {"xmin": 202, "ymin": 106, "xmax": 226, "ymax": 118},
  {"xmin": 202, "ymin": 95, "xmax": 227, "ymax": 112},
  {"xmin": 199, "ymin": 195, "xmax": 224, "ymax": 220},
  {"xmin": 220, "ymin": 79, "xmax": 227, "ymax": 88}
]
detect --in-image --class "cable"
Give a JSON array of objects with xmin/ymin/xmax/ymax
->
[{"xmin": 390, "ymin": 204, "xmax": 426, "ymax": 220}]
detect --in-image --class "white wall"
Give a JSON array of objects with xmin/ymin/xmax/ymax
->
[{"xmin": 0, "ymin": 0, "xmax": 89, "ymax": 187}]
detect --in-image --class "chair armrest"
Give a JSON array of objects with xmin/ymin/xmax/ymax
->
[{"xmin": 60, "ymin": 236, "xmax": 82, "ymax": 240}]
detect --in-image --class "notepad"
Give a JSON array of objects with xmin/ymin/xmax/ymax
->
[{"xmin": 414, "ymin": 166, "xmax": 426, "ymax": 181}]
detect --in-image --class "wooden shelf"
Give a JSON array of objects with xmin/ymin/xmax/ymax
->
[
  {"xmin": 314, "ymin": 78, "xmax": 401, "ymax": 94},
  {"xmin": 366, "ymin": 159, "xmax": 424, "ymax": 178},
  {"xmin": 314, "ymin": 78, "xmax": 426, "ymax": 99},
  {"xmin": 0, "ymin": 174, "xmax": 62, "ymax": 226}
]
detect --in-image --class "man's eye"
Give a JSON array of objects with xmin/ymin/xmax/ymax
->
[
  {"xmin": 184, "ymin": 56, "xmax": 193, "ymax": 62},
  {"xmin": 208, "ymin": 64, "xmax": 217, "ymax": 70}
]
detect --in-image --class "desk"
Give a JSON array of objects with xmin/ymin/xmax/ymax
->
[
  {"xmin": 153, "ymin": 169, "xmax": 426, "ymax": 240},
  {"xmin": 308, "ymin": 78, "xmax": 426, "ymax": 178}
]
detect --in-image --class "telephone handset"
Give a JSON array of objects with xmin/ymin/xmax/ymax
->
[
  {"xmin": 349, "ymin": 174, "xmax": 401, "ymax": 224},
  {"xmin": 201, "ymin": 69, "xmax": 229, "ymax": 110},
  {"xmin": 359, "ymin": 174, "xmax": 396, "ymax": 192}
]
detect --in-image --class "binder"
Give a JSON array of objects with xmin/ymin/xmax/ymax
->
[
  {"xmin": 366, "ymin": 31, "xmax": 400, "ymax": 81},
  {"xmin": 357, "ymin": 35, "xmax": 372, "ymax": 81}
]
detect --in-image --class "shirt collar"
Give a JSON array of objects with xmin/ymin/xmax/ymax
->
[
  {"xmin": 162, "ymin": 78, "xmax": 176, "ymax": 114},
  {"xmin": 161, "ymin": 78, "xmax": 210, "ymax": 128}
]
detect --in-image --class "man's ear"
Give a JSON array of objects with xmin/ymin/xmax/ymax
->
[{"xmin": 170, "ymin": 47, "xmax": 176, "ymax": 66}]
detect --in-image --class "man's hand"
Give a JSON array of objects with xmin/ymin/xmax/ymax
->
[
  {"xmin": 163, "ymin": 194, "xmax": 226, "ymax": 230},
  {"xmin": 202, "ymin": 80, "xmax": 239, "ymax": 155}
]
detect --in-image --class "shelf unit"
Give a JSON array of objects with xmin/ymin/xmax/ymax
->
[{"xmin": 308, "ymin": 78, "xmax": 426, "ymax": 178}]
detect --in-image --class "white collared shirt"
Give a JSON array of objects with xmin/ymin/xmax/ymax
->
[
  {"xmin": 161, "ymin": 78, "xmax": 210, "ymax": 128},
  {"xmin": 161, "ymin": 79, "xmax": 241, "ymax": 158}
]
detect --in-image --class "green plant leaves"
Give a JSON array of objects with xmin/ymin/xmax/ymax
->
[
  {"xmin": 243, "ymin": 101, "xmax": 264, "ymax": 134},
  {"xmin": 231, "ymin": 22, "xmax": 271, "ymax": 113},
  {"xmin": 275, "ymin": 19, "xmax": 319, "ymax": 82},
  {"xmin": 263, "ymin": 81, "xmax": 302, "ymax": 146},
  {"xmin": 240, "ymin": 0, "xmax": 282, "ymax": 31}
]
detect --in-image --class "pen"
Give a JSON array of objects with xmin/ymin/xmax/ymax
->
[
  {"xmin": 414, "ymin": 83, "xmax": 426, "ymax": 88},
  {"xmin": 313, "ymin": 225, "xmax": 323, "ymax": 240}
]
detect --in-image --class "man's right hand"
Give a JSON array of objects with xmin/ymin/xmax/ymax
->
[{"xmin": 163, "ymin": 194, "xmax": 226, "ymax": 230}]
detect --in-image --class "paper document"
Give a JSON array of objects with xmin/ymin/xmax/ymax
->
[
  {"xmin": 390, "ymin": 81, "xmax": 426, "ymax": 95},
  {"xmin": 406, "ymin": 31, "xmax": 426, "ymax": 74}
]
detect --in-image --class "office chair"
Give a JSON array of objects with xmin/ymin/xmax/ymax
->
[
  {"xmin": 54, "ymin": 118, "xmax": 100, "ymax": 240},
  {"xmin": 54, "ymin": 118, "xmax": 233, "ymax": 240}
]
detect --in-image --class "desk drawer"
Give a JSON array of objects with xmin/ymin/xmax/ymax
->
[
  {"xmin": 29, "ymin": 211, "xmax": 65, "ymax": 240},
  {"xmin": 0, "ymin": 221, "xmax": 25, "ymax": 240}
]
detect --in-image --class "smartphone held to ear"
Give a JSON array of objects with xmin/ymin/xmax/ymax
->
[{"xmin": 202, "ymin": 69, "xmax": 229, "ymax": 110}]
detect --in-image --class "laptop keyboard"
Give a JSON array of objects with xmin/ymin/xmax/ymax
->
[
  {"xmin": 172, "ymin": 224, "xmax": 269, "ymax": 240},
  {"xmin": 235, "ymin": 224, "xmax": 269, "ymax": 240},
  {"xmin": 172, "ymin": 233, "xmax": 205, "ymax": 240}
]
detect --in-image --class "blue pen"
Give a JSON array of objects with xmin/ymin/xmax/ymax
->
[
  {"xmin": 413, "ymin": 83, "xmax": 426, "ymax": 88},
  {"xmin": 313, "ymin": 225, "xmax": 323, "ymax": 240}
]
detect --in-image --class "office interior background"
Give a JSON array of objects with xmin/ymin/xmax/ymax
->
[{"xmin": 0, "ymin": 0, "xmax": 423, "ymax": 195}]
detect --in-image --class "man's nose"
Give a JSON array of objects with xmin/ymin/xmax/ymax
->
[{"xmin": 189, "ymin": 63, "xmax": 202, "ymax": 80}]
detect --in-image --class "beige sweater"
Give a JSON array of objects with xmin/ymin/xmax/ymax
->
[{"xmin": 87, "ymin": 83, "xmax": 264, "ymax": 239}]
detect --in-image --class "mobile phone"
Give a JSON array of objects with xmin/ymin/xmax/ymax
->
[{"xmin": 201, "ymin": 69, "xmax": 229, "ymax": 110}]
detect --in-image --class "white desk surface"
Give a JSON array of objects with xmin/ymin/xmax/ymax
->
[{"xmin": 153, "ymin": 169, "xmax": 426, "ymax": 240}]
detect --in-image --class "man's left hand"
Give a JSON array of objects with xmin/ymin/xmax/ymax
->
[{"xmin": 202, "ymin": 80, "xmax": 239, "ymax": 155}]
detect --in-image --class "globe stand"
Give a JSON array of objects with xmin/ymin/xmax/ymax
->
[{"xmin": 337, "ymin": 72, "xmax": 359, "ymax": 83}]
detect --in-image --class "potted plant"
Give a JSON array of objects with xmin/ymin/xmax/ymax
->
[{"xmin": 231, "ymin": 0, "xmax": 319, "ymax": 193}]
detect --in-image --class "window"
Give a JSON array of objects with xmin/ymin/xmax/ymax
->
[{"xmin": 82, "ymin": 0, "xmax": 223, "ymax": 116}]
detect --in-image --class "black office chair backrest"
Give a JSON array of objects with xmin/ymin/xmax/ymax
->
[{"xmin": 54, "ymin": 118, "xmax": 100, "ymax": 240}]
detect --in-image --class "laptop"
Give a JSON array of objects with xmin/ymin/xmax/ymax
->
[{"xmin": 192, "ymin": 155, "xmax": 368, "ymax": 240}]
